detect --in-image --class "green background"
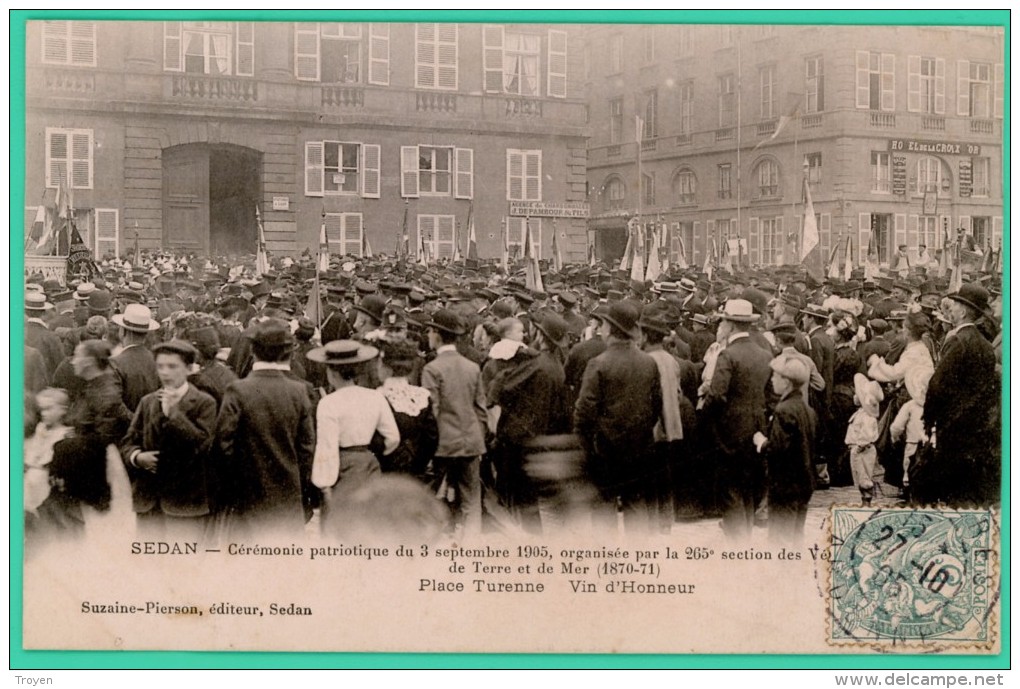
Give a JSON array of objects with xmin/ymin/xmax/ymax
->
[{"xmin": 9, "ymin": 8, "xmax": 1009, "ymax": 670}]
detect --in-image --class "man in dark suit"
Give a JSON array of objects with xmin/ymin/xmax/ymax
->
[
  {"xmin": 121, "ymin": 340, "xmax": 218, "ymax": 539},
  {"xmin": 110, "ymin": 303, "xmax": 161, "ymax": 412},
  {"xmin": 918, "ymin": 283, "xmax": 1000, "ymax": 507},
  {"xmin": 563, "ymin": 305, "xmax": 608, "ymax": 411},
  {"xmin": 802, "ymin": 303, "xmax": 835, "ymax": 488},
  {"xmin": 701, "ymin": 299, "xmax": 773, "ymax": 540},
  {"xmin": 216, "ymin": 319, "xmax": 316, "ymax": 537},
  {"xmin": 25, "ymin": 292, "xmax": 65, "ymax": 378}
]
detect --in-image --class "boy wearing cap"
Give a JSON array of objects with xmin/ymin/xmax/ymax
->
[
  {"xmin": 752, "ymin": 354, "xmax": 817, "ymax": 543},
  {"xmin": 121, "ymin": 340, "xmax": 218, "ymax": 538}
]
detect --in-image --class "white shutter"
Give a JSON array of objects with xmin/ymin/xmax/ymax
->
[
  {"xmin": 935, "ymin": 58, "xmax": 946, "ymax": 115},
  {"xmin": 42, "ymin": 21, "xmax": 69, "ymax": 64},
  {"xmin": 775, "ymin": 217, "xmax": 784, "ymax": 265},
  {"xmin": 894, "ymin": 213, "xmax": 907, "ymax": 251},
  {"xmin": 418, "ymin": 214, "xmax": 436, "ymax": 254},
  {"xmin": 820, "ymin": 213, "xmax": 831, "ymax": 260},
  {"xmin": 368, "ymin": 23, "xmax": 390, "ymax": 86},
  {"xmin": 437, "ymin": 24, "xmax": 458, "ymax": 90},
  {"xmin": 164, "ymin": 21, "xmax": 183, "ymax": 72},
  {"xmin": 305, "ymin": 141, "xmax": 324, "ymax": 197},
  {"xmin": 415, "ymin": 24, "xmax": 436, "ymax": 89},
  {"xmin": 908, "ymin": 214, "xmax": 919, "ymax": 254},
  {"xmin": 95, "ymin": 208, "xmax": 119, "ymax": 259},
  {"xmin": 46, "ymin": 129, "xmax": 67, "ymax": 188},
  {"xmin": 71, "ymin": 131, "xmax": 92, "ymax": 189},
  {"xmin": 454, "ymin": 147, "xmax": 473, "ymax": 199},
  {"xmin": 343, "ymin": 213, "xmax": 363, "ymax": 257},
  {"xmin": 507, "ymin": 149, "xmax": 522, "ymax": 201},
  {"xmin": 324, "ymin": 212, "xmax": 343, "ymax": 245},
  {"xmin": 525, "ymin": 150, "xmax": 542, "ymax": 201},
  {"xmin": 859, "ymin": 212, "xmax": 871, "ymax": 264},
  {"xmin": 483, "ymin": 24, "xmax": 505, "ymax": 93},
  {"xmin": 401, "ymin": 146, "xmax": 420, "ymax": 198},
  {"xmin": 547, "ymin": 29, "xmax": 568, "ymax": 98},
  {"xmin": 907, "ymin": 55, "xmax": 921, "ymax": 112},
  {"xmin": 855, "ymin": 51, "xmax": 870, "ymax": 109},
  {"xmin": 294, "ymin": 23, "xmax": 320, "ymax": 81},
  {"xmin": 361, "ymin": 143, "xmax": 381, "ymax": 198},
  {"xmin": 706, "ymin": 219, "xmax": 716, "ymax": 263},
  {"xmin": 69, "ymin": 21, "xmax": 96, "ymax": 66},
  {"xmin": 994, "ymin": 63, "xmax": 1003, "ymax": 118},
  {"xmin": 748, "ymin": 217, "xmax": 759, "ymax": 265},
  {"xmin": 435, "ymin": 215, "xmax": 456, "ymax": 259},
  {"xmin": 880, "ymin": 53, "xmax": 895, "ymax": 112},
  {"xmin": 991, "ymin": 216, "xmax": 1002, "ymax": 250},
  {"xmin": 957, "ymin": 59, "xmax": 970, "ymax": 116},
  {"xmin": 235, "ymin": 22, "xmax": 254, "ymax": 77}
]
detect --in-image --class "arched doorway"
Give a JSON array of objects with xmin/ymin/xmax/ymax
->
[{"xmin": 162, "ymin": 143, "xmax": 262, "ymax": 256}]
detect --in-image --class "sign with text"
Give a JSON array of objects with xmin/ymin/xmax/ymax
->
[
  {"xmin": 272, "ymin": 196, "xmax": 290, "ymax": 211},
  {"xmin": 509, "ymin": 201, "xmax": 590, "ymax": 218},
  {"xmin": 888, "ymin": 139, "xmax": 982, "ymax": 156}
]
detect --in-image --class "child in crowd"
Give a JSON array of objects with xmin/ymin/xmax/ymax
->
[
  {"xmin": 845, "ymin": 374, "xmax": 884, "ymax": 506},
  {"xmin": 890, "ymin": 367, "xmax": 930, "ymax": 499},
  {"xmin": 24, "ymin": 388, "xmax": 71, "ymax": 533}
]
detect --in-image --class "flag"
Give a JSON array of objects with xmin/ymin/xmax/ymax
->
[
  {"xmin": 937, "ymin": 228, "xmax": 950, "ymax": 278},
  {"xmin": 523, "ymin": 218, "xmax": 544, "ymax": 293},
  {"xmin": 318, "ymin": 221, "xmax": 330, "ymax": 272},
  {"xmin": 453, "ymin": 221, "xmax": 462, "ymax": 262},
  {"xmin": 949, "ymin": 239, "xmax": 963, "ymax": 293},
  {"xmin": 675, "ymin": 225, "xmax": 688, "ymax": 270},
  {"xmin": 826, "ymin": 239, "xmax": 842, "ymax": 279},
  {"xmin": 659, "ymin": 222, "xmax": 671, "ymax": 275},
  {"xmin": 305, "ymin": 278, "xmax": 323, "ymax": 328},
  {"xmin": 501, "ymin": 220, "xmax": 509, "ymax": 272},
  {"xmin": 417, "ymin": 227, "xmax": 429, "ymax": 266},
  {"xmin": 979, "ymin": 235, "xmax": 993, "ymax": 273},
  {"xmin": 645, "ymin": 225, "xmax": 662, "ymax": 282},
  {"xmin": 800, "ymin": 179, "xmax": 823, "ymax": 282},
  {"xmin": 619, "ymin": 220, "xmax": 634, "ymax": 272},
  {"xmin": 843, "ymin": 235, "xmax": 854, "ymax": 281},
  {"xmin": 629, "ymin": 222, "xmax": 645, "ymax": 282},
  {"xmin": 551, "ymin": 219, "xmax": 563, "ymax": 272},
  {"xmin": 397, "ymin": 202, "xmax": 409, "ymax": 259},
  {"xmin": 466, "ymin": 203, "xmax": 479, "ymax": 260},
  {"xmin": 362, "ymin": 232, "xmax": 374, "ymax": 258},
  {"xmin": 255, "ymin": 205, "xmax": 269, "ymax": 276},
  {"xmin": 133, "ymin": 224, "xmax": 141, "ymax": 262},
  {"xmin": 25, "ymin": 202, "xmax": 52, "ymax": 254},
  {"xmin": 736, "ymin": 234, "xmax": 745, "ymax": 271},
  {"xmin": 66, "ymin": 221, "xmax": 95, "ymax": 280},
  {"xmin": 753, "ymin": 101, "xmax": 800, "ymax": 151},
  {"xmin": 704, "ymin": 236, "xmax": 716, "ymax": 280},
  {"xmin": 720, "ymin": 235, "xmax": 733, "ymax": 274},
  {"xmin": 588, "ymin": 232, "xmax": 597, "ymax": 268},
  {"xmin": 865, "ymin": 232, "xmax": 880, "ymax": 280}
]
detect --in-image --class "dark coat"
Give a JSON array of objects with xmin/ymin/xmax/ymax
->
[
  {"xmin": 320, "ymin": 308, "xmax": 352, "ymax": 344},
  {"xmin": 763, "ymin": 391, "xmax": 817, "ymax": 508},
  {"xmin": 215, "ymin": 369, "xmax": 316, "ymax": 528},
  {"xmin": 188, "ymin": 360, "xmax": 238, "ymax": 407},
  {"xmin": 564, "ymin": 336, "xmax": 606, "ymax": 409},
  {"xmin": 111, "ymin": 344, "xmax": 160, "ymax": 412},
  {"xmin": 120, "ymin": 385, "xmax": 218, "ymax": 516},
  {"xmin": 26, "ymin": 320, "xmax": 65, "ymax": 378},
  {"xmin": 491, "ymin": 349, "xmax": 570, "ymax": 445},
  {"xmin": 702, "ymin": 334, "xmax": 773, "ymax": 456},
  {"xmin": 807, "ymin": 326, "xmax": 835, "ymax": 409},
  {"xmin": 25, "ymin": 345, "xmax": 50, "ymax": 395}
]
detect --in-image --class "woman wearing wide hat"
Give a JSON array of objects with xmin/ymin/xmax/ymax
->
[{"xmin": 308, "ymin": 340, "xmax": 401, "ymax": 537}]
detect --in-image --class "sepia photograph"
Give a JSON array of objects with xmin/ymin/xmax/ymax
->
[{"xmin": 13, "ymin": 10, "xmax": 1006, "ymax": 664}]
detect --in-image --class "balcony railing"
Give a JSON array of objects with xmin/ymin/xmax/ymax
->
[
  {"xmin": 171, "ymin": 74, "xmax": 258, "ymax": 102},
  {"xmin": 321, "ymin": 85, "xmax": 364, "ymax": 108},
  {"xmin": 757, "ymin": 119, "xmax": 777, "ymax": 137},
  {"xmin": 970, "ymin": 119, "xmax": 994, "ymax": 134},
  {"xmin": 675, "ymin": 133, "xmax": 692, "ymax": 146},
  {"xmin": 715, "ymin": 127, "xmax": 735, "ymax": 141},
  {"xmin": 416, "ymin": 92, "xmax": 457, "ymax": 113},
  {"xmin": 921, "ymin": 116, "xmax": 946, "ymax": 131},
  {"xmin": 505, "ymin": 97, "xmax": 542, "ymax": 117},
  {"xmin": 606, "ymin": 144, "xmax": 622, "ymax": 157},
  {"xmin": 801, "ymin": 113, "xmax": 823, "ymax": 128},
  {"xmin": 869, "ymin": 112, "xmax": 896, "ymax": 128},
  {"xmin": 44, "ymin": 69, "xmax": 95, "ymax": 94},
  {"xmin": 641, "ymin": 138, "xmax": 657, "ymax": 152}
]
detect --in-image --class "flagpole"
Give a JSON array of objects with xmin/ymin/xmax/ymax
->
[{"xmin": 735, "ymin": 29, "xmax": 742, "ymax": 268}]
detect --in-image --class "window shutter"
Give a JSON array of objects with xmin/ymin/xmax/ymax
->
[
  {"xmin": 47, "ymin": 130, "xmax": 67, "ymax": 188},
  {"xmin": 706, "ymin": 219, "xmax": 716, "ymax": 262},
  {"xmin": 775, "ymin": 218, "xmax": 783, "ymax": 265},
  {"xmin": 70, "ymin": 21, "xmax": 96, "ymax": 66},
  {"xmin": 401, "ymin": 146, "xmax": 420, "ymax": 198},
  {"xmin": 907, "ymin": 55, "xmax": 921, "ymax": 112},
  {"xmin": 957, "ymin": 59, "xmax": 970, "ymax": 116},
  {"xmin": 880, "ymin": 53, "xmax": 895, "ymax": 112},
  {"xmin": 859, "ymin": 213, "xmax": 871, "ymax": 264},
  {"xmin": 42, "ymin": 21, "xmax": 68, "ymax": 64},
  {"xmin": 164, "ymin": 22, "xmax": 183, "ymax": 72},
  {"xmin": 907, "ymin": 214, "xmax": 919, "ymax": 255},
  {"xmin": 71, "ymin": 131, "xmax": 92, "ymax": 189},
  {"xmin": 994, "ymin": 63, "xmax": 1003, "ymax": 119},
  {"xmin": 418, "ymin": 214, "xmax": 435, "ymax": 254},
  {"xmin": 343, "ymin": 213, "xmax": 363, "ymax": 257},
  {"xmin": 454, "ymin": 147, "xmax": 473, "ymax": 199},
  {"xmin": 435, "ymin": 216, "xmax": 455, "ymax": 259},
  {"xmin": 820, "ymin": 213, "xmax": 831, "ymax": 260},
  {"xmin": 748, "ymin": 217, "xmax": 759, "ymax": 263},
  {"xmin": 305, "ymin": 141, "xmax": 324, "ymax": 197},
  {"xmin": 958, "ymin": 215, "xmax": 971, "ymax": 235},
  {"xmin": 525, "ymin": 151, "xmax": 542, "ymax": 201},
  {"xmin": 692, "ymin": 220, "xmax": 701, "ymax": 264},
  {"xmin": 415, "ymin": 24, "xmax": 436, "ymax": 89},
  {"xmin": 368, "ymin": 23, "xmax": 390, "ymax": 86},
  {"xmin": 547, "ymin": 29, "xmax": 568, "ymax": 98},
  {"xmin": 855, "ymin": 51, "xmax": 870, "ymax": 109},
  {"xmin": 894, "ymin": 213, "xmax": 907, "ymax": 251},
  {"xmin": 934, "ymin": 58, "xmax": 946, "ymax": 115},
  {"xmin": 360, "ymin": 144, "xmax": 381, "ymax": 198},
  {"xmin": 437, "ymin": 24, "xmax": 458, "ymax": 90},
  {"xmin": 95, "ymin": 208, "xmax": 119, "ymax": 259},
  {"xmin": 483, "ymin": 24, "xmax": 505, "ymax": 93},
  {"xmin": 324, "ymin": 212, "xmax": 343, "ymax": 245},
  {"xmin": 507, "ymin": 150, "xmax": 522, "ymax": 201},
  {"xmin": 294, "ymin": 23, "xmax": 320, "ymax": 81},
  {"xmin": 991, "ymin": 216, "xmax": 1002, "ymax": 250},
  {"xmin": 235, "ymin": 22, "xmax": 254, "ymax": 77}
]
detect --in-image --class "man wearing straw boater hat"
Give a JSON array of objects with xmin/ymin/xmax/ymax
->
[
  {"xmin": 308, "ymin": 339, "xmax": 400, "ymax": 537},
  {"xmin": 700, "ymin": 299, "xmax": 772, "ymax": 540},
  {"xmin": 110, "ymin": 303, "xmax": 161, "ymax": 412}
]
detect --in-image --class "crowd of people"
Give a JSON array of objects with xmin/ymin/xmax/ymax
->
[{"xmin": 22, "ymin": 245, "xmax": 1004, "ymax": 547}]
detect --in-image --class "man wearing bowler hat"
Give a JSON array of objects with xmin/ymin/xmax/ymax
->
[
  {"xmin": 110, "ymin": 303, "xmax": 161, "ymax": 412},
  {"xmin": 422, "ymin": 309, "xmax": 488, "ymax": 536},
  {"xmin": 573, "ymin": 301, "xmax": 662, "ymax": 535},
  {"xmin": 917, "ymin": 283, "xmax": 1000, "ymax": 507}
]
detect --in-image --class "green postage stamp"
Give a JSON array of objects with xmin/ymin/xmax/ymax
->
[{"xmin": 828, "ymin": 508, "xmax": 998, "ymax": 650}]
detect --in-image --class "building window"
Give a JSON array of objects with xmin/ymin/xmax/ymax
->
[
  {"xmin": 46, "ymin": 127, "xmax": 93, "ymax": 189},
  {"xmin": 305, "ymin": 140, "xmax": 381, "ymax": 198},
  {"xmin": 164, "ymin": 22, "xmax": 254, "ymax": 77},
  {"xmin": 871, "ymin": 151, "xmax": 891, "ymax": 193},
  {"xmin": 41, "ymin": 20, "xmax": 96, "ymax": 67},
  {"xmin": 805, "ymin": 56, "xmax": 824, "ymax": 113},
  {"xmin": 673, "ymin": 169, "xmax": 697, "ymax": 205},
  {"xmin": 760, "ymin": 64, "xmax": 776, "ymax": 120},
  {"xmin": 677, "ymin": 26, "xmax": 693, "ymax": 57},
  {"xmin": 972, "ymin": 156, "xmax": 990, "ymax": 197},
  {"xmin": 760, "ymin": 218, "xmax": 779, "ymax": 266},
  {"xmin": 967, "ymin": 62, "xmax": 992, "ymax": 118},
  {"xmin": 608, "ymin": 33, "xmax": 622, "ymax": 74},
  {"xmin": 718, "ymin": 164, "xmax": 732, "ymax": 199},
  {"xmin": 507, "ymin": 217, "xmax": 542, "ymax": 259},
  {"xmin": 718, "ymin": 73, "xmax": 735, "ymax": 127},
  {"xmin": 295, "ymin": 23, "xmax": 389, "ymax": 84},
  {"xmin": 642, "ymin": 27, "xmax": 655, "ymax": 64},
  {"xmin": 755, "ymin": 159, "xmax": 779, "ymax": 198},
  {"xmin": 415, "ymin": 23, "xmax": 458, "ymax": 90},
  {"xmin": 642, "ymin": 172, "xmax": 655, "ymax": 207},
  {"xmin": 605, "ymin": 177, "xmax": 626, "ymax": 211},
  {"xmin": 507, "ymin": 149, "xmax": 542, "ymax": 201},
  {"xmin": 915, "ymin": 156, "xmax": 943, "ymax": 195},
  {"xmin": 972, "ymin": 216, "xmax": 990, "ymax": 248},
  {"xmin": 856, "ymin": 51, "xmax": 895, "ymax": 111},
  {"xmin": 919, "ymin": 216, "xmax": 938, "ymax": 251},
  {"xmin": 324, "ymin": 212, "xmax": 365, "ymax": 257},
  {"xmin": 417, "ymin": 146, "xmax": 453, "ymax": 195},
  {"xmin": 806, "ymin": 153, "xmax": 822, "ymax": 185},
  {"xmin": 609, "ymin": 97, "xmax": 624, "ymax": 144},
  {"xmin": 398, "ymin": 145, "xmax": 472, "ymax": 199},
  {"xmin": 678, "ymin": 82, "xmax": 693, "ymax": 134},
  {"xmin": 482, "ymin": 27, "xmax": 541, "ymax": 96},
  {"xmin": 911, "ymin": 56, "xmax": 943, "ymax": 114},
  {"xmin": 642, "ymin": 89, "xmax": 658, "ymax": 139},
  {"xmin": 418, "ymin": 214, "xmax": 457, "ymax": 260},
  {"xmin": 321, "ymin": 24, "xmax": 362, "ymax": 83}
]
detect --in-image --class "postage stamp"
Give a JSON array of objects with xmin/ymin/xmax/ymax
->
[{"xmin": 827, "ymin": 508, "xmax": 997, "ymax": 650}]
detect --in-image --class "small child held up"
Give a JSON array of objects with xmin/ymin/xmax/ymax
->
[
  {"xmin": 890, "ymin": 367, "xmax": 930, "ymax": 498},
  {"xmin": 845, "ymin": 374, "xmax": 884, "ymax": 506},
  {"xmin": 24, "ymin": 388, "xmax": 72, "ymax": 528}
]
